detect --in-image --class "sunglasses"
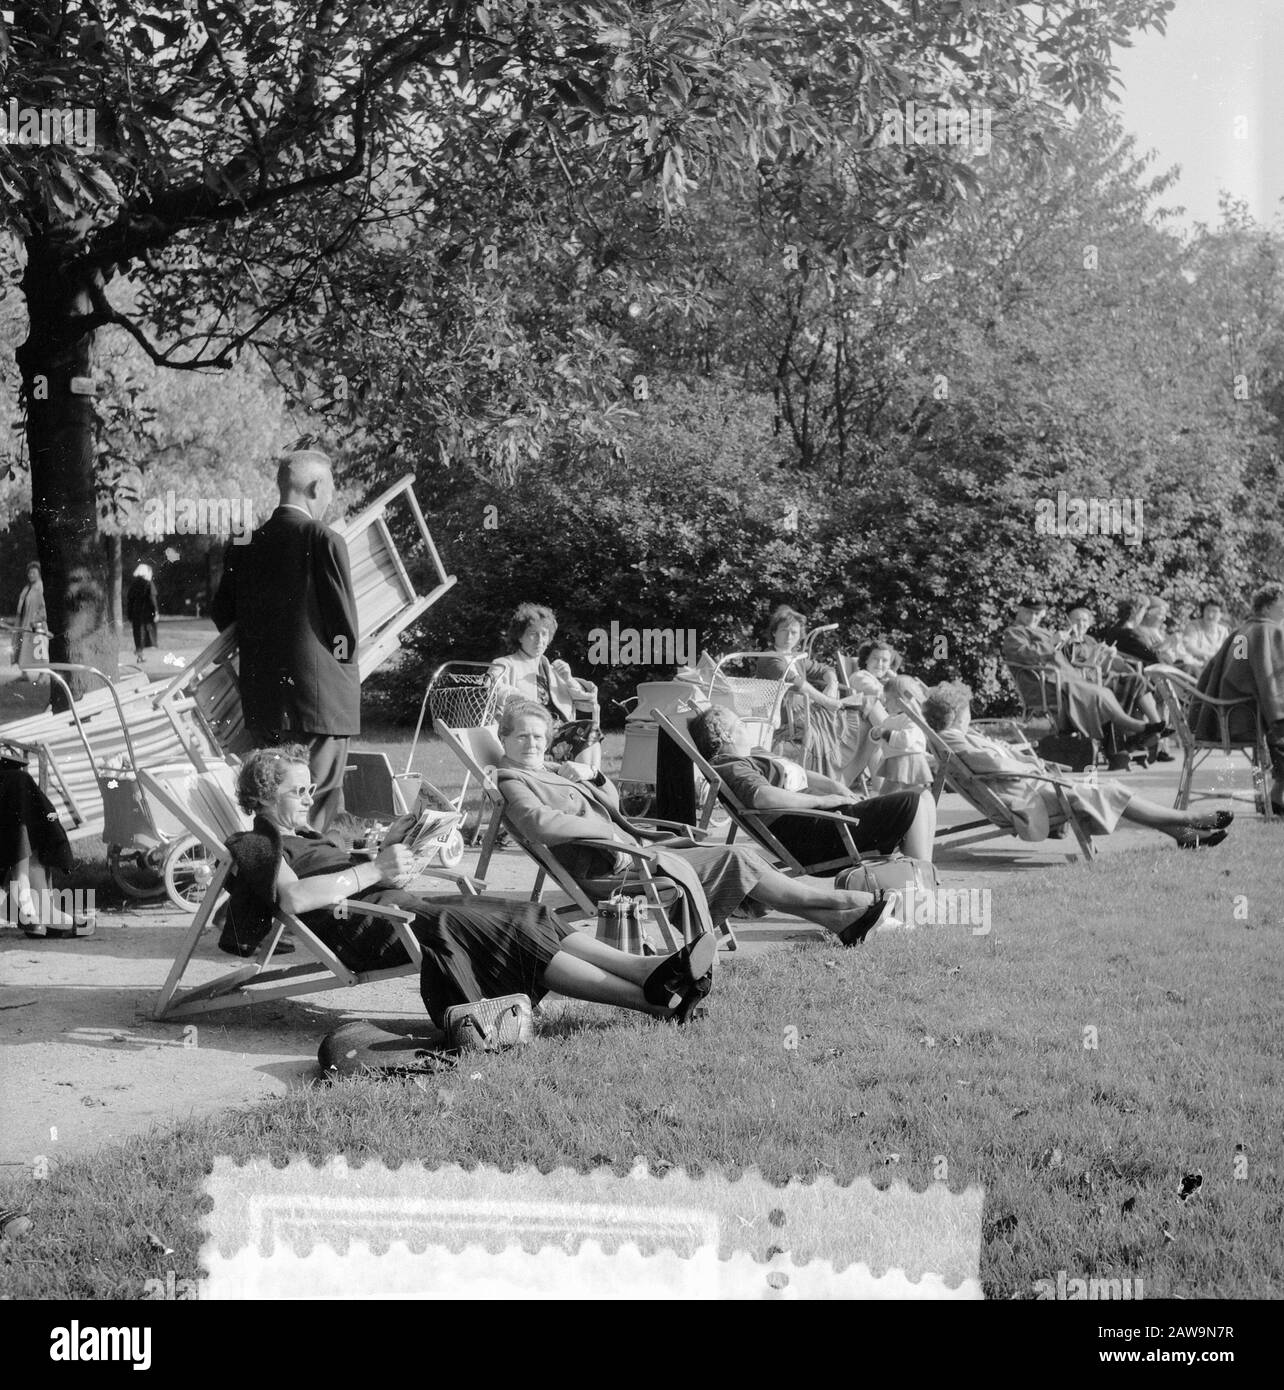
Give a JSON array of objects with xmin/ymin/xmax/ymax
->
[{"xmin": 283, "ymin": 783, "xmax": 317, "ymax": 798}]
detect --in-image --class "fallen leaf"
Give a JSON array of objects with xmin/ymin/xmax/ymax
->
[
  {"xmin": 1121, "ymin": 1195, "xmax": 1137, "ymax": 1215},
  {"xmin": 949, "ymin": 1034, "xmax": 962, "ymax": 1047},
  {"xmin": 1178, "ymin": 1172, "xmax": 1203, "ymax": 1202},
  {"xmin": 1010, "ymin": 1107, "xmax": 1030, "ymax": 1120},
  {"xmin": 884, "ymin": 1152, "xmax": 901, "ymax": 1165},
  {"xmin": 920, "ymin": 1035, "xmax": 937, "ymax": 1048},
  {"xmin": 947, "ymin": 966, "xmax": 961, "ymax": 976},
  {"xmin": 145, "ymin": 1231, "xmax": 173, "ymax": 1255}
]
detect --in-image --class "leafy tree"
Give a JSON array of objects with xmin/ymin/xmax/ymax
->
[{"xmin": 0, "ymin": 0, "xmax": 1174, "ymax": 693}]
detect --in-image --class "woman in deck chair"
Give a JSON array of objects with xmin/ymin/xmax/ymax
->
[
  {"xmin": 227, "ymin": 746, "xmax": 723, "ymax": 1025},
  {"xmin": 755, "ymin": 606, "xmax": 877, "ymax": 786},
  {"xmin": 496, "ymin": 702, "xmax": 902, "ymax": 947},
  {"xmin": 490, "ymin": 602, "xmax": 602, "ymax": 771},
  {"xmin": 688, "ymin": 706, "xmax": 937, "ymax": 871},
  {"xmin": 922, "ymin": 683, "xmax": 1232, "ymax": 849}
]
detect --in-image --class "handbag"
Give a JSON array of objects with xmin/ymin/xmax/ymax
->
[
  {"xmin": 595, "ymin": 891, "xmax": 651, "ymax": 953},
  {"xmin": 837, "ymin": 853, "xmax": 937, "ymax": 897},
  {"xmin": 443, "ymin": 994, "xmax": 534, "ymax": 1053}
]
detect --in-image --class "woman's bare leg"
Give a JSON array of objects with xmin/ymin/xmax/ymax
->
[
  {"xmin": 1119, "ymin": 796, "xmax": 1224, "ymax": 838},
  {"xmin": 746, "ymin": 866, "xmax": 888, "ymax": 935},
  {"xmin": 900, "ymin": 793, "xmax": 936, "ymax": 860},
  {"xmin": 557, "ymin": 929, "xmax": 674, "ymax": 988},
  {"xmin": 541, "ymin": 954, "xmax": 670, "ymax": 1016}
]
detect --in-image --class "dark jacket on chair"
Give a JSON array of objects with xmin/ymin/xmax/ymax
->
[
  {"xmin": 1194, "ymin": 618, "xmax": 1284, "ymax": 743},
  {"xmin": 212, "ymin": 506, "xmax": 360, "ymax": 737}
]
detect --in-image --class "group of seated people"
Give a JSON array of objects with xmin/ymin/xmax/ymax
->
[{"xmin": 7, "ymin": 583, "xmax": 1278, "ymax": 1052}]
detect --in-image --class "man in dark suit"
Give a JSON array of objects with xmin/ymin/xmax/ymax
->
[{"xmin": 212, "ymin": 450, "xmax": 359, "ymax": 830}]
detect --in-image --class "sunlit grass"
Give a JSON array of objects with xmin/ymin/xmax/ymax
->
[{"xmin": 2, "ymin": 820, "xmax": 1279, "ymax": 1299}]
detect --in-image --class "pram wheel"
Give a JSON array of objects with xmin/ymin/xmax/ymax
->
[
  {"xmin": 108, "ymin": 844, "xmax": 167, "ymax": 899},
  {"xmin": 163, "ymin": 834, "xmax": 216, "ymax": 912},
  {"xmin": 438, "ymin": 829, "xmax": 465, "ymax": 868}
]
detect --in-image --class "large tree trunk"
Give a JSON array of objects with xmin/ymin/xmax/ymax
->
[
  {"xmin": 16, "ymin": 247, "xmax": 116, "ymax": 705},
  {"xmin": 104, "ymin": 532, "xmax": 123, "ymax": 633}
]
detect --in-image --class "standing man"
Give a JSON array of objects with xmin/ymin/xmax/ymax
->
[{"xmin": 212, "ymin": 450, "xmax": 359, "ymax": 831}]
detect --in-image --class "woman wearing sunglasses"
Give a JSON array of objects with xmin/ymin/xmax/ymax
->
[{"xmin": 221, "ymin": 746, "xmax": 719, "ymax": 1027}]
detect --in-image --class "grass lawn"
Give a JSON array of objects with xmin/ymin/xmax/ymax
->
[{"xmin": 1, "ymin": 823, "xmax": 1280, "ymax": 1299}]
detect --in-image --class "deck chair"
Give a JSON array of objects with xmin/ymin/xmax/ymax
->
[
  {"xmin": 434, "ymin": 720, "xmax": 733, "ymax": 952},
  {"xmin": 895, "ymin": 699, "xmax": 1096, "ymax": 863},
  {"xmin": 1146, "ymin": 670, "xmax": 1275, "ymax": 820},
  {"xmin": 654, "ymin": 710, "xmax": 879, "ymax": 877},
  {"xmin": 141, "ymin": 763, "xmax": 484, "ymax": 1021},
  {"xmin": 154, "ymin": 474, "xmax": 457, "ymax": 758}
]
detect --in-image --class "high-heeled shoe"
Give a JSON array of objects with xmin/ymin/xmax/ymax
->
[
  {"xmin": 1174, "ymin": 828, "xmax": 1228, "ymax": 850},
  {"xmin": 643, "ymin": 931, "xmax": 717, "ymax": 1008},
  {"xmin": 671, "ymin": 981, "xmax": 712, "ymax": 1025},
  {"xmin": 838, "ymin": 891, "xmax": 902, "ymax": 947}
]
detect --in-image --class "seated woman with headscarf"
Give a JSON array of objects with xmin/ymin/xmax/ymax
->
[
  {"xmin": 496, "ymin": 701, "xmax": 902, "ymax": 947},
  {"xmin": 754, "ymin": 606, "xmax": 875, "ymax": 787},
  {"xmin": 223, "ymin": 745, "xmax": 723, "ymax": 1025},
  {"xmin": 688, "ymin": 705, "xmax": 936, "ymax": 873},
  {"xmin": 922, "ymin": 682, "xmax": 1231, "ymax": 848},
  {"xmin": 489, "ymin": 602, "xmax": 601, "ymax": 770}
]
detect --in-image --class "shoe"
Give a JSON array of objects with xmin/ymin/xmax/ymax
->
[
  {"xmin": 1174, "ymin": 828, "xmax": 1228, "ymax": 850},
  {"xmin": 1155, "ymin": 750, "xmax": 1175, "ymax": 763},
  {"xmin": 671, "ymin": 981, "xmax": 712, "ymax": 1025},
  {"xmin": 1253, "ymin": 798, "xmax": 1284, "ymax": 818},
  {"xmin": 46, "ymin": 913, "xmax": 96, "ymax": 939},
  {"xmin": 838, "ymin": 891, "xmax": 902, "ymax": 947},
  {"xmin": 643, "ymin": 931, "xmax": 717, "ymax": 1008},
  {"xmin": 1105, "ymin": 754, "xmax": 1131, "ymax": 772}
]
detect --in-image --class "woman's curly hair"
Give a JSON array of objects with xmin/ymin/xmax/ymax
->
[
  {"xmin": 504, "ymin": 602, "xmax": 558, "ymax": 653},
  {"xmin": 237, "ymin": 745, "xmax": 311, "ymax": 814},
  {"xmin": 688, "ymin": 705, "xmax": 740, "ymax": 761},
  {"xmin": 922, "ymin": 682, "xmax": 972, "ymax": 733}
]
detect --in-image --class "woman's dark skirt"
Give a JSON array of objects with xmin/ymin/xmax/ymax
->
[
  {"xmin": 303, "ymin": 891, "xmax": 573, "ymax": 1028},
  {"xmin": 770, "ymin": 791, "xmax": 920, "ymax": 873},
  {"xmin": 0, "ymin": 766, "xmax": 73, "ymax": 881}
]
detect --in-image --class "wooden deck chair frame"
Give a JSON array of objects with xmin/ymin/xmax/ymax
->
[
  {"xmin": 140, "ymin": 765, "xmax": 484, "ymax": 1021},
  {"xmin": 654, "ymin": 710, "xmax": 878, "ymax": 878},
  {"xmin": 1145, "ymin": 670, "xmax": 1275, "ymax": 820},
  {"xmin": 434, "ymin": 720, "xmax": 733, "ymax": 951},
  {"xmin": 153, "ymin": 474, "xmax": 456, "ymax": 758},
  {"xmin": 894, "ymin": 699, "xmax": 1096, "ymax": 863}
]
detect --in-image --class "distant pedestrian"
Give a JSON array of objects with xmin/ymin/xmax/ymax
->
[
  {"xmin": 126, "ymin": 563, "xmax": 159, "ymax": 664},
  {"xmin": 211, "ymin": 449, "xmax": 359, "ymax": 832},
  {"xmin": 12, "ymin": 563, "xmax": 47, "ymax": 682}
]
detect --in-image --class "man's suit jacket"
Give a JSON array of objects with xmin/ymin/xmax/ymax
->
[
  {"xmin": 212, "ymin": 506, "xmax": 360, "ymax": 737},
  {"xmin": 1194, "ymin": 617, "xmax": 1284, "ymax": 743}
]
